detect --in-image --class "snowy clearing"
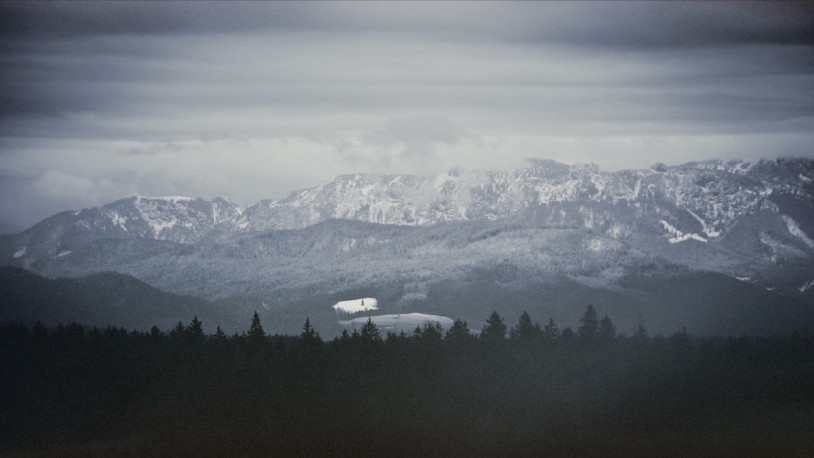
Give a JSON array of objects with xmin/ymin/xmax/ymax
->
[
  {"xmin": 340, "ymin": 313, "xmax": 454, "ymax": 332},
  {"xmin": 333, "ymin": 298, "xmax": 378, "ymax": 313}
]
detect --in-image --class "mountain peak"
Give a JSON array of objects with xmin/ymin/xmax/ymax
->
[
  {"xmin": 3, "ymin": 157, "xmax": 814, "ymax": 309},
  {"xmin": 134, "ymin": 195, "xmax": 196, "ymax": 203},
  {"xmin": 5, "ymin": 158, "xmax": 814, "ymax": 254}
]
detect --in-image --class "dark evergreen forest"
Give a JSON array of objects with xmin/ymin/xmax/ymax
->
[{"xmin": 2, "ymin": 307, "xmax": 814, "ymax": 457}]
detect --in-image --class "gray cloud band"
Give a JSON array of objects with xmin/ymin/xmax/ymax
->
[{"xmin": 0, "ymin": 1, "xmax": 812, "ymax": 234}]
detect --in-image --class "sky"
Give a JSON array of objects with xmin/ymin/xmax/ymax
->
[{"xmin": 1, "ymin": 1, "xmax": 813, "ymax": 234}]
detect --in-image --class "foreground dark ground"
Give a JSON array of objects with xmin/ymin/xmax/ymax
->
[{"xmin": 2, "ymin": 308, "xmax": 814, "ymax": 457}]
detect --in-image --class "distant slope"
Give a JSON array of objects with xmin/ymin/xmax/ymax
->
[
  {"xmin": 422, "ymin": 269, "xmax": 814, "ymax": 336},
  {"xmin": 1, "ymin": 157, "xmax": 813, "ymax": 336},
  {"xmin": 0, "ymin": 267, "xmax": 242, "ymax": 332},
  {"xmin": 2, "ymin": 157, "xmax": 813, "ymax": 301}
]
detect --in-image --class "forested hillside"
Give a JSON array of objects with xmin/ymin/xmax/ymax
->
[{"xmin": 2, "ymin": 309, "xmax": 813, "ymax": 456}]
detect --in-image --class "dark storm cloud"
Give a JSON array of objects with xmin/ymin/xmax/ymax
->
[
  {"xmin": 1, "ymin": 1, "xmax": 813, "ymax": 233},
  {"xmin": 2, "ymin": 2, "xmax": 812, "ymax": 46}
]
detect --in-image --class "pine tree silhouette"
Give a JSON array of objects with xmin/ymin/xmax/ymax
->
[
  {"xmin": 578, "ymin": 305, "xmax": 598, "ymax": 340},
  {"xmin": 248, "ymin": 311, "xmax": 266, "ymax": 348},
  {"xmin": 360, "ymin": 317, "xmax": 381, "ymax": 342},
  {"xmin": 481, "ymin": 311, "xmax": 507, "ymax": 345}
]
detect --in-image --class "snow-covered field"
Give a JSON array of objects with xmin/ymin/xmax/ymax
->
[
  {"xmin": 340, "ymin": 313, "xmax": 454, "ymax": 333},
  {"xmin": 332, "ymin": 297, "xmax": 378, "ymax": 313}
]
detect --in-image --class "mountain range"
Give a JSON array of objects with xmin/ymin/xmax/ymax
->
[{"xmin": 2, "ymin": 158, "xmax": 813, "ymax": 335}]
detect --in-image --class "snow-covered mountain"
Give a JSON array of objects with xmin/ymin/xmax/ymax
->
[
  {"xmin": 236, "ymin": 158, "xmax": 813, "ymax": 239},
  {"xmin": 6, "ymin": 158, "xmax": 814, "ymax": 258},
  {"xmin": 2, "ymin": 157, "xmax": 814, "ymax": 324},
  {"xmin": 8, "ymin": 157, "xmax": 814, "ymax": 240}
]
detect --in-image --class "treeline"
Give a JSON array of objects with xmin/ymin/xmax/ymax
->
[{"xmin": 2, "ymin": 307, "xmax": 814, "ymax": 456}]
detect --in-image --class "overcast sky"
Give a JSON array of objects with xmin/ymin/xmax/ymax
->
[{"xmin": 1, "ymin": 1, "xmax": 813, "ymax": 233}]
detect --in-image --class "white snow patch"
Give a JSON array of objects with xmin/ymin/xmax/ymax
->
[
  {"xmin": 659, "ymin": 220, "xmax": 707, "ymax": 244},
  {"xmin": 340, "ymin": 313, "xmax": 454, "ymax": 330},
  {"xmin": 660, "ymin": 220, "xmax": 682, "ymax": 237},
  {"xmin": 736, "ymin": 276, "xmax": 751, "ymax": 282},
  {"xmin": 212, "ymin": 204, "xmax": 220, "ymax": 224},
  {"xmin": 800, "ymin": 280, "xmax": 814, "ymax": 293},
  {"xmin": 632, "ymin": 178, "xmax": 642, "ymax": 200},
  {"xmin": 800, "ymin": 174, "xmax": 811, "ymax": 183},
  {"xmin": 56, "ymin": 250, "xmax": 72, "ymax": 258},
  {"xmin": 782, "ymin": 215, "xmax": 814, "ymax": 248},
  {"xmin": 109, "ymin": 211, "xmax": 129, "ymax": 231},
  {"xmin": 333, "ymin": 298, "xmax": 378, "ymax": 313},
  {"xmin": 687, "ymin": 209, "xmax": 721, "ymax": 238},
  {"xmin": 13, "ymin": 247, "xmax": 26, "ymax": 258},
  {"xmin": 149, "ymin": 218, "xmax": 178, "ymax": 235},
  {"xmin": 669, "ymin": 233, "xmax": 708, "ymax": 244},
  {"xmin": 587, "ymin": 238, "xmax": 605, "ymax": 252}
]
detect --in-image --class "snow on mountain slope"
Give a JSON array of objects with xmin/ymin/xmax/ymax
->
[
  {"xmin": 340, "ymin": 313, "xmax": 455, "ymax": 332},
  {"xmin": 239, "ymin": 157, "xmax": 814, "ymax": 245},
  {"xmin": 2, "ymin": 157, "xmax": 813, "ymax": 301},
  {"xmin": 7, "ymin": 157, "xmax": 813, "ymax": 244}
]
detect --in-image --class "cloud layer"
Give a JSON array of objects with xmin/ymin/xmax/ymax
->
[{"xmin": 1, "ymin": 1, "xmax": 813, "ymax": 233}]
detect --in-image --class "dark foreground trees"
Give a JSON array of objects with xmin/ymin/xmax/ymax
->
[{"xmin": 2, "ymin": 308, "xmax": 814, "ymax": 457}]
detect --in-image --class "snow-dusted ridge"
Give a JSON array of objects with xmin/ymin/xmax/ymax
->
[
  {"xmin": 3, "ymin": 157, "xmax": 814, "ymax": 311},
  {"xmin": 135, "ymin": 195, "xmax": 195, "ymax": 203},
  {"xmin": 6, "ymin": 158, "xmax": 814, "ymax": 285},
  {"xmin": 11, "ymin": 158, "xmax": 814, "ymax": 244}
]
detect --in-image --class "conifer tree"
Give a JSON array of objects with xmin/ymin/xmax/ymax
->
[
  {"xmin": 360, "ymin": 317, "xmax": 381, "ymax": 342},
  {"xmin": 171, "ymin": 321, "xmax": 185, "ymax": 340},
  {"xmin": 419, "ymin": 322, "xmax": 444, "ymax": 342},
  {"xmin": 300, "ymin": 318, "xmax": 321, "ymax": 348},
  {"xmin": 578, "ymin": 305, "xmax": 598, "ymax": 340},
  {"xmin": 187, "ymin": 316, "xmax": 204, "ymax": 344},
  {"xmin": 248, "ymin": 311, "xmax": 266, "ymax": 347},
  {"xmin": 510, "ymin": 311, "xmax": 541, "ymax": 342},
  {"xmin": 481, "ymin": 311, "xmax": 507, "ymax": 344},
  {"xmin": 598, "ymin": 315, "xmax": 616, "ymax": 341},
  {"xmin": 543, "ymin": 318, "xmax": 560, "ymax": 340},
  {"xmin": 445, "ymin": 318, "xmax": 473, "ymax": 344}
]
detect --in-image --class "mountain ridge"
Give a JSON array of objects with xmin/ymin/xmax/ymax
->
[
  {"xmin": 6, "ymin": 157, "xmax": 814, "ymax": 241},
  {"xmin": 2, "ymin": 157, "xmax": 813, "ymax": 335},
  {"xmin": 0, "ymin": 266, "xmax": 241, "ymax": 331}
]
